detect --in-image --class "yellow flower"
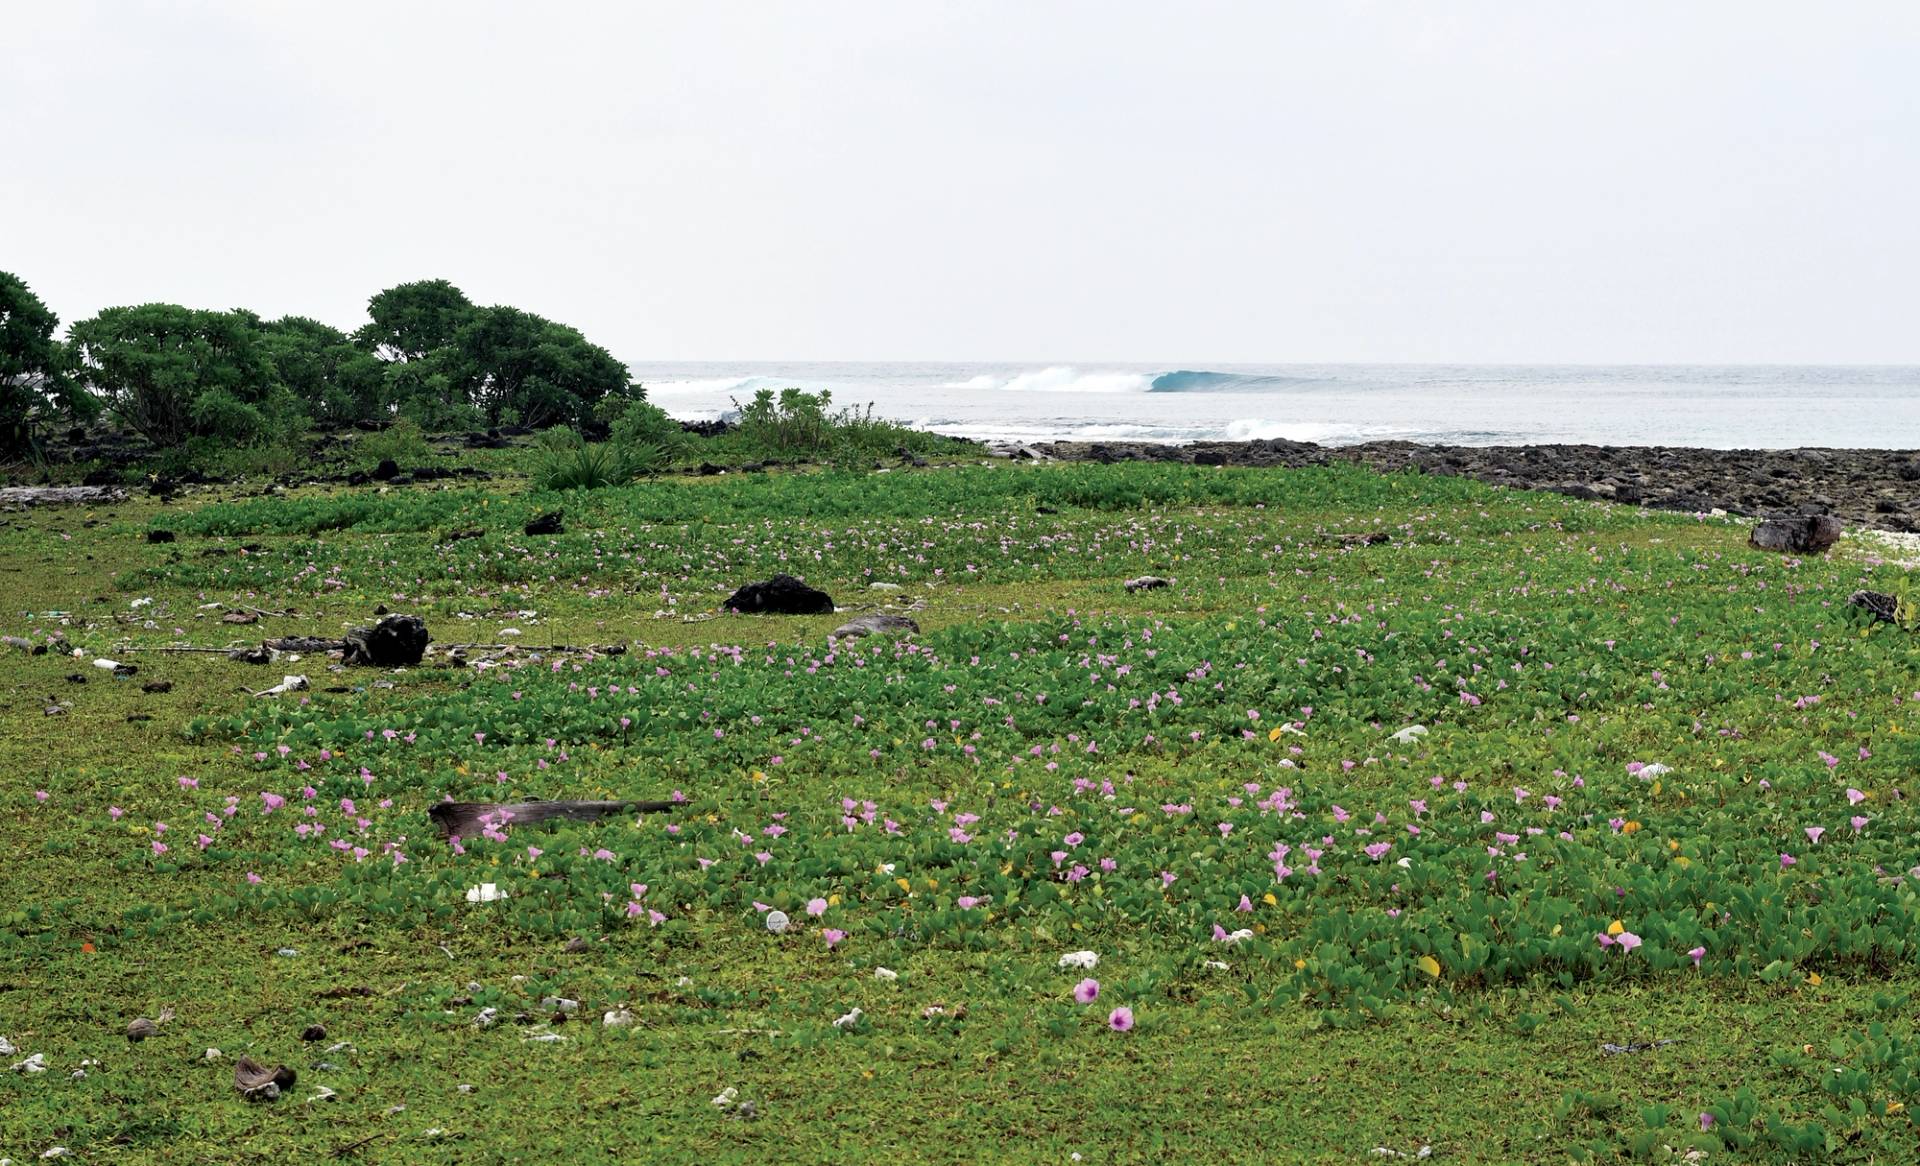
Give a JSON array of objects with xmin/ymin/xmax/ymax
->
[
  {"xmin": 1606, "ymin": 920, "xmax": 1625, "ymax": 936},
  {"xmin": 1417, "ymin": 955, "xmax": 1441, "ymax": 978},
  {"xmin": 1806, "ymin": 972, "xmax": 1822, "ymax": 986},
  {"xmin": 895, "ymin": 878, "xmax": 912, "ymax": 893},
  {"xmin": 1268, "ymin": 727, "xmax": 1283, "ymax": 743},
  {"xmin": 1293, "ymin": 958, "xmax": 1306, "ymax": 970},
  {"xmin": 1262, "ymin": 892, "xmax": 1278, "ymax": 906},
  {"xmin": 827, "ymin": 894, "xmax": 841, "ymax": 906},
  {"xmin": 750, "ymin": 771, "xmax": 766, "ymax": 783}
]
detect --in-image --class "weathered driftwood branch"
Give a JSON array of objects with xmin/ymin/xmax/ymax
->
[
  {"xmin": 429, "ymin": 799, "xmax": 675, "ymax": 839},
  {"xmin": 0, "ymin": 485, "xmax": 127, "ymax": 506}
]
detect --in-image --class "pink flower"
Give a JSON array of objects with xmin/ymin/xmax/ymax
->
[
  {"xmin": 822, "ymin": 928, "xmax": 846, "ymax": 948},
  {"xmin": 1847, "ymin": 788, "xmax": 1867, "ymax": 805},
  {"xmin": 1616, "ymin": 931, "xmax": 1642, "ymax": 952},
  {"xmin": 1804, "ymin": 826, "xmax": 1824, "ymax": 845},
  {"xmin": 245, "ymin": 871, "xmax": 262, "ymax": 885},
  {"xmin": 151, "ymin": 840, "xmax": 168, "ymax": 856},
  {"xmin": 806, "ymin": 897, "xmax": 828, "ymax": 917},
  {"xmin": 1107, "ymin": 1006, "xmax": 1134, "ymax": 1032},
  {"xmin": 1073, "ymin": 978, "xmax": 1100, "ymax": 1004},
  {"xmin": 1595, "ymin": 932, "xmax": 1615, "ymax": 948},
  {"xmin": 108, "ymin": 806, "xmax": 123, "ymax": 820},
  {"xmin": 957, "ymin": 896, "xmax": 982, "ymax": 909},
  {"xmin": 1851, "ymin": 815, "xmax": 1870, "ymax": 833},
  {"xmin": 1063, "ymin": 832, "xmax": 1084, "ymax": 847},
  {"xmin": 1780, "ymin": 853, "xmax": 1797, "ymax": 869},
  {"xmin": 1687, "ymin": 946, "xmax": 1705, "ymax": 967},
  {"xmin": 1236, "ymin": 895, "xmax": 1253, "ymax": 913}
]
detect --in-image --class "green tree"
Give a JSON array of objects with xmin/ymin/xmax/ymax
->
[
  {"xmin": 446, "ymin": 305, "xmax": 632, "ymax": 428},
  {"xmin": 0, "ymin": 272, "xmax": 93, "ymax": 454},
  {"xmin": 69, "ymin": 304, "xmax": 283, "ymax": 447},
  {"xmin": 357, "ymin": 279, "xmax": 474, "ymax": 362},
  {"xmin": 259, "ymin": 315, "xmax": 386, "ymax": 425}
]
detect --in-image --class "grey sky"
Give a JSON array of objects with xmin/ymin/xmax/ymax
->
[{"xmin": 5, "ymin": 2, "xmax": 1917, "ymax": 363}]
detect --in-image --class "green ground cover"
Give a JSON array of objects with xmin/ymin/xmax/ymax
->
[{"xmin": 4, "ymin": 462, "xmax": 1920, "ymax": 1163}]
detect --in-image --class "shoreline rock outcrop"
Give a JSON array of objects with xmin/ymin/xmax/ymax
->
[{"xmin": 1035, "ymin": 439, "xmax": 1920, "ymax": 532}]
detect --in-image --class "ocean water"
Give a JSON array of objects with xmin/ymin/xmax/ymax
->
[{"xmin": 630, "ymin": 363, "xmax": 1920, "ymax": 450}]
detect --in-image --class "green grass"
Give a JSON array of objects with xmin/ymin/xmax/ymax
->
[{"xmin": 4, "ymin": 463, "xmax": 1920, "ymax": 1163}]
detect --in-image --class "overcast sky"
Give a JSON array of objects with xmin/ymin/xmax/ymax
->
[{"xmin": 4, "ymin": 2, "xmax": 1917, "ymax": 364}]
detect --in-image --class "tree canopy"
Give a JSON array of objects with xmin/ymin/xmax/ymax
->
[
  {"xmin": 0, "ymin": 272, "xmax": 92, "ymax": 453},
  {"xmin": 68, "ymin": 304, "xmax": 283, "ymax": 447},
  {"xmin": 28, "ymin": 276, "xmax": 636, "ymax": 451},
  {"xmin": 356, "ymin": 279, "xmax": 474, "ymax": 362}
]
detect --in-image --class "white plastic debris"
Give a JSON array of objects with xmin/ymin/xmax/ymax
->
[
  {"xmin": 472, "ymin": 1008, "xmax": 499, "ymax": 1029},
  {"xmin": 712, "ymin": 1086, "xmax": 739, "ymax": 1109},
  {"xmin": 539, "ymin": 996, "xmax": 580, "ymax": 1013},
  {"xmin": 1388, "ymin": 724, "xmax": 1428, "ymax": 745},
  {"xmin": 40, "ymin": 1149, "xmax": 71, "ymax": 1161},
  {"xmin": 869, "ymin": 582, "xmax": 903, "ymax": 591},
  {"xmin": 0, "ymin": 1037, "xmax": 14, "ymax": 1056},
  {"xmin": 307, "ymin": 1085, "xmax": 338, "ymax": 1103},
  {"xmin": 602, "ymin": 1009, "xmax": 636, "ymax": 1028},
  {"xmin": 1638, "ymin": 762, "xmax": 1673, "ymax": 778},
  {"xmin": 93, "ymin": 658, "xmax": 121, "ymax": 670},
  {"xmin": 204, "ymin": 1048, "xmax": 222, "ymax": 1061},
  {"xmin": 465, "ymin": 883, "xmax": 509, "ymax": 903},
  {"xmin": 11, "ymin": 1053, "xmax": 47, "ymax": 1074},
  {"xmin": 1057, "ymin": 950, "xmax": 1099, "ymax": 970},
  {"xmin": 521, "ymin": 1031, "xmax": 568, "ymax": 1044},
  {"xmin": 1222, "ymin": 928, "xmax": 1254, "ymax": 945},
  {"xmin": 873, "ymin": 967, "xmax": 898, "ymax": 982},
  {"xmin": 764, "ymin": 910, "xmax": 790, "ymax": 934},
  {"xmin": 1203, "ymin": 960, "xmax": 1231, "ymax": 971},
  {"xmin": 832, "ymin": 1007, "xmax": 864, "ymax": 1030},
  {"xmin": 256, "ymin": 675, "xmax": 309, "ymax": 697}
]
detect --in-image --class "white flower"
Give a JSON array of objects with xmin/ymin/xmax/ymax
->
[
  {"xmin": 1396, "ymin": 856, "xmax": 1412, "ymax": 869},
  {"xmin": 1057, "ymin": 950, "xmax": 1099, "ymax": 970}
]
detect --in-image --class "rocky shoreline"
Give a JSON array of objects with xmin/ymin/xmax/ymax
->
[{"xmin": 1020, "ymin": 438, "xmax": 1920, "ymax": 532}]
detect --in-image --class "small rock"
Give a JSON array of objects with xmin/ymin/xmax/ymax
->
[
  {"xmin": 126, "ymin": 1017, "xmax": 159, "ymax": 1041},
  {"xmin": 562, "ymin": 937, "xmax": 592, "ymax": 954},
  {"xmin": 722, "ymin": 574, "xmax": 834, "ymax": 615},
  {"xmin": 301, "ymin": 1024, "xmax": 327, "ymax": 1042},
  {"xmin": 1749, "ymin": 514, "xmax": 1842, "ymax": 554},
  {"xmin": 602, "ymin": 1009, "xmax": 636, "ymax": 1028},
  {"xmin": 145, "ymin": 529, "xmax": 176, "ymax": 544},
  {"xmin": 524, "ymin": 511, "xmax": 564, "ymax": 536},
  {"xmin": 141, "ymin": 680, "xmax": 172, "ymax": 694},
  {"xmin": 1123, "ymin": 575, "xmax": 1172, "ymax": 593}
]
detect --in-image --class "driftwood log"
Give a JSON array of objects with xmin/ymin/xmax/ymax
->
[
  {"xmin": 429, "ymin": 799, "xmax": 676, "ymax": 839},
  {"xmin": 0, "ymin": 485, "xmax": 128, "ymax": 507}
]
